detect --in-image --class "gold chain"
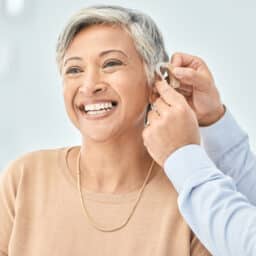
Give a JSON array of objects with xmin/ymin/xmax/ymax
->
[{"xmin": 76, "ymin": 149, "xmax": 155, "ymax": 232}]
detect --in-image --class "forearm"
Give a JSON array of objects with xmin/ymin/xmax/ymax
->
[
  {"xmin": 164, "ymin": 145, "xmax": 256, "ymax": 256},
  {"xmin": 200, "ymin": 108, "xmax": 256, "ymax": 204}
]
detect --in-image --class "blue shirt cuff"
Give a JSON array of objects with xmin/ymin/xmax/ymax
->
[
  {"xmin": 200, "ymin": 108, "xmax": 247, "ymax": 159},
  {"xmin": 164, "ymin": 144, "xmax": 217, "ymax": 193}
]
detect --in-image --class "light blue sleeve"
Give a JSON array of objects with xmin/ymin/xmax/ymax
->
[
  {"xmin": 200, "ymin": 109, "xmax": 256, "ymax": 204},
  {"xmin": 164, "ymin": 145, "xmax": 256, "ymax": 256}
]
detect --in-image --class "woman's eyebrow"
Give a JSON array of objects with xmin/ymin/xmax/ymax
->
[
  {"xmin": 63, "ymin": 57, "xmax": 83, "ymax": 67},
  {"xmin": 99, "ymin": 49, "xmax": 128, "ymax": 58},
  {"xmin": 63, "ymin": 50, "xmax": 128, "ymax": 67}
]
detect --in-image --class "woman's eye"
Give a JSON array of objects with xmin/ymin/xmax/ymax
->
[
  {"xmin": 103, "ymin": 60, "xmax": 123, "ymax": 68},
  {"xmin": 66, "ymin": 67, "xmax": 83, "ymax": 74}
]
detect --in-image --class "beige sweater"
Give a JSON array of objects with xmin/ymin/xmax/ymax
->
[{"xmin": 0, "ymin": 147, "xmax": 210, "ymax": 256}]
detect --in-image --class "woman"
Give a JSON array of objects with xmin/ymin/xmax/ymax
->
[{"xmin": 0, "ymin": 5, "xmax": 210, "ymax": 255}]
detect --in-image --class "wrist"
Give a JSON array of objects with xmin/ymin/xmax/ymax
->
[{"xmin": 199, "ymin": 105, "xmax": 226, "ymax": 127}]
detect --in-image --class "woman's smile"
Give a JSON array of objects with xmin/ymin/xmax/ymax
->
[{"xmin": 77, "ymin": 100, "xmax": 118, "ymax": 120}]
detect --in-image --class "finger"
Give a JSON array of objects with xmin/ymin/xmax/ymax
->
[
  {"xmin": 177, "ymin": 84, "xmax": 193, "ymax": 93},
  {"xmin": 155, "ymin": 80, "xmax": 186, "ymax": 106},
  {"xmin": 146, "ymin": 108, "xmax": 161, "ymax": 124},
  {"xmin": 150, "ymin": 103, "xmax": 161, "ymax": 116},
  {"xmin": 152, "ymin": 97, "xmax": 172, "ymax": 116},
  {"xmin": 176, "ymin": 88, "xmax": 192, "ymax": 97},
  {"xmin": 171, "ymin": 67, "xmax": 209, "ymax": 91},
  {"xmin": 171, "ymin": 52, "xmax": 203, "ymax": 69}
]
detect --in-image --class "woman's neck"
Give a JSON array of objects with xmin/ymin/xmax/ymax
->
[{"xmin": 68, "ymin": 132, "xmax": 155, "ymax": 194}]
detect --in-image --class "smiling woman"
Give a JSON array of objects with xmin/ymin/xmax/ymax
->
[{"xmin": 0, "ymin": 5, "xmax": 210, "ymax": 256}]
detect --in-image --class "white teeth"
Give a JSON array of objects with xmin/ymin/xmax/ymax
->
[
  {"xmin": 87, "ymin": 109, "xmax": 112, "ymax": 115},
  {"xmin": 84, "ymin": 102, "xmax": 114, "ymax": 112}
]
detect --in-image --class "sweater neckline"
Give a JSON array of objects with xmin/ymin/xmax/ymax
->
[{"xmin": 59, "ymin": 146, "xmax": 159, "ymax": 204}]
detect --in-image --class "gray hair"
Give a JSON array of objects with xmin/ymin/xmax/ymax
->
[{"xmin": 56, "ymin": 5, "xmax": 169, "ymax": 85}]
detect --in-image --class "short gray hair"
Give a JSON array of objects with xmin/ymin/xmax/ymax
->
[{"xmin": 56, "ymin": 5, "xmax": 169, "ymax": 85}]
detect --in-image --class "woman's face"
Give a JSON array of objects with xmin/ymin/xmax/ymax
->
[{"xmin": 62, "ymin": 24, "xmax": 154, "ymax": 142}]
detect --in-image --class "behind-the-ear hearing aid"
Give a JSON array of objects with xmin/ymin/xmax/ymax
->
[{"xmin": 155, "ymin": 62, "xmax": 180, "ymax": 89}]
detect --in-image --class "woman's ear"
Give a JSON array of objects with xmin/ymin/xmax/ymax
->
[{"xmin": 148, "ymin": 84, "xmax": 160, "ymax": 104}]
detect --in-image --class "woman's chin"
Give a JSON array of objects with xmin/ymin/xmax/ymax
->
[{"xmin": 79, "ymin": 127, "xmax": 121, "ymax": 143}]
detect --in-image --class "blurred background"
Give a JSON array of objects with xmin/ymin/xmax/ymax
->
[{"xmin": 0, "ymin": 0, "xmax": 255, "ymax": 170}]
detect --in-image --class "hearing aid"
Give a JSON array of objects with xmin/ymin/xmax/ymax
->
[{"xmin": 155, "ymin": 62, "xmax": 180, "ymax": 89}]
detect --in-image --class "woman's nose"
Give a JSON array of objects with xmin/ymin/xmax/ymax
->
[
  {"xmin": 78, "ymin": 71, "xmax": 107, "ymax": 96},
  {"xmin": 79, "ymin": 82, "xmax": 107, "ymax": 96}
]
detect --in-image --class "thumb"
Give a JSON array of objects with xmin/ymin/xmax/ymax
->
[{"xmin": 155, "ymin": 80, "xmax": 185, "ymax": 106}]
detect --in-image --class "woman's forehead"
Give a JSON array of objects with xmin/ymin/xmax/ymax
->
[{"xmin": 65, "ymin": 24, "xmax": 136, "ymax": 58}]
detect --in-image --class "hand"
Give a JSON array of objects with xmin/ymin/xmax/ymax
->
[
  {"xmin": 170, "ymin": 52, "xmax": 225, "ymax": 126},
  {"xmin": 142, "ymin": 80, "xmax": 200, "ymax": 167}
]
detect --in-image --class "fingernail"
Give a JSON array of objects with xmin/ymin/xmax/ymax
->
[{"xmin": 173, "ymin": 68, "xmax": 184, "ymax": 78}]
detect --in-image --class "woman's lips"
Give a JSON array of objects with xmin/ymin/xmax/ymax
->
[{"xmin": 78, "ymin": 104, "xmax": 118, "ymax": 120}]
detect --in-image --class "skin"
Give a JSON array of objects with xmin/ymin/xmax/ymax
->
[
  {"xmin": 61, "ymin": 24, "xmax": 159, "ymax": 194},
  {"xmin": 171, "ymin": 53, "xmax": 225, "ymax": 126},
  {"xmin": 61, "ymin": 24, "xmax": 223, "ymax": 189},
  {"xmin": 143, "ymin": 52, "xmax": 225, "ymax": 167}
]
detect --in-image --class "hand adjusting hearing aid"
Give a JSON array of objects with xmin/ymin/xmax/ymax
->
[{"xmin": 155, "ymin": 62, "xmax": 180, "ymax": 89}]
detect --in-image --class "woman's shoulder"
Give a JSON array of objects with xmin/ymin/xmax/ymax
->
[
  {"xmin": 5, "ymin": 147, "xmax": 65, "ymax": 168},
  {"xmin": 0, "ymin": 146, "xmax": 69, "ymax": 184}
]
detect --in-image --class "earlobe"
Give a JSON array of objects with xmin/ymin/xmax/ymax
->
[{"xmin": 148, "ymin": 86, "xmax": 159, "ymax": 103}]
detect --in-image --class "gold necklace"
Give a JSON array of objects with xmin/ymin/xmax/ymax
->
[{"xmin": 76, "ymin": 149, "xmax": 155, "ymax": 232}]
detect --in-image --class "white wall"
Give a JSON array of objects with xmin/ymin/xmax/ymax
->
[{"xmin": 1, "ymin": 0, "xmax": 255, "ymax": 170}]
